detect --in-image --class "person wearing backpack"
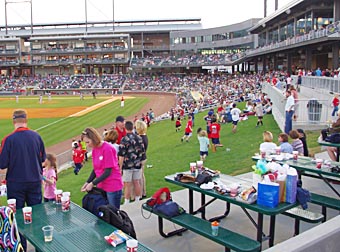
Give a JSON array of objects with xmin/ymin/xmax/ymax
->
[{"xmin": 81, "ymin": 127, "xmax": 123, "ymax": 209}]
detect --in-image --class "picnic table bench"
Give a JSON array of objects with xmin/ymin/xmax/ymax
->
[{"xmin": 142, "ymin": 203, "xmax": 261, "ymax": 252}]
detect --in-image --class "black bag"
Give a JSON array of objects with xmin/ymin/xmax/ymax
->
[
  {"xmin": 325, "ymin": 133, "xmax": 340, "ymax": 143},
  {"xmin": 153, "ymin": 201, "xmax": 185, "ymax": 218},
  {"xmin": 82, "ymin": 187, "xmax": 108, "ymax": 217},
  {"xmin": 98, "ymin": 204, "xmax": 137, "ymax": 239},
  {"xmin": 195, "ymin": 173, "xmax": 212, "ymax": 186}
]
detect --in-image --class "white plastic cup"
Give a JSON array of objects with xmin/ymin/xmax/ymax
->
[
  {"xmin": 126, "ymin": 239, "xmax": 138, "ymax": 252},
  {"xmin": 196, "ymin": 161, "xmax": 203, "ymax": 172},
  {"xmin": 189, "ymin": 162, "xmax": 196, "ymax": 176},
  {"xmin": 7, "ymin": 198, "xmax": 16, "ymax": 214},
  {"xmin": 42, "ymin": 225, "xmax": 54, "ymax": 242},
  {"xmin": 292, "ymin": 151, "xmax": 299, "ymax": 161},
  {"xmin": 316, "ymin": 159, "xmax": 323, "ymax": 169},
  {"xmin": 22, "ymin": 207, "xmax": 32, "ymax": 224},
  {"xmin": 275, "ymin": 146, "xmax": 281, "ymax": 155},
  {"xmin": 54, "ymin": 189, "xmax": 63, "ymax": 204},
  {"xmin": 61, "ymin": 196, "xmax": 70, "ymax": 212}
]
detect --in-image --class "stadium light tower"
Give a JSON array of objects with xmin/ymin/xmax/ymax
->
[{"xmin": 4, "ymin": 0, "xmax": 33, "ymax": 35}]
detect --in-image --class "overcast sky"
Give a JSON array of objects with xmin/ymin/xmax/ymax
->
[{"xmin": 1, "ymin": 0, "xmax": 292, "ymax": 28}]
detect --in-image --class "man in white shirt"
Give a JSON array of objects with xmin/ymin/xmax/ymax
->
[{"xmin": 284, "ymin": 90, "xmax": 295, "ymax": 134}]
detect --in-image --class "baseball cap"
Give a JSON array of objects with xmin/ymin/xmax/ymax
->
[{"xmin": 116, "ymin": 116, "xmax": 125, "ymax": 122}]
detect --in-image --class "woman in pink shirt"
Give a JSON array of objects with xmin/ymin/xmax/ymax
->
[{"xmin": 81, "ymin": 127, "xmax": 123, "ymax": 209}]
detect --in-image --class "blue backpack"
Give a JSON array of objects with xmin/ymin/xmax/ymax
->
[{"xmin": 82, "ymin": 187, "xmax": 108, "ymax": 216}]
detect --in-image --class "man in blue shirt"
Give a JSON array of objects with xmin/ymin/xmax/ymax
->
[
  {"xmin": 315, "ymin": 67, "xmax": 322, "ymax": 76},
  {"xmin": 0, "ymin": 109, "xmax": 46, "ymax": 208}
]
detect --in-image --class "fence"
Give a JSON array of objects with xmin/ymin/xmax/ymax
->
[{"xmin": 263, "ymin": 83, "xmax": 329, "ymax": 132}]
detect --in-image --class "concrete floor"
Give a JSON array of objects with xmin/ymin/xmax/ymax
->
[{"xmin": 27, "ymin": 169, "xmax": 339, "ymax": 252}]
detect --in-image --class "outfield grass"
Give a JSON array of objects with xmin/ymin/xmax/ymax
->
[
  {"xmin": 0, "ymin": 96, "xmax": 148, "ymax": 146},
  {"xmin": 48, "ymin": 108, "xmax": 323, "ymax": 206}
]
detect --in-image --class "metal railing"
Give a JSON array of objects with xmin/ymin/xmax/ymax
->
[{"xmin": 263, "ymin": 83, "xmax": 329, "ymax": 131}]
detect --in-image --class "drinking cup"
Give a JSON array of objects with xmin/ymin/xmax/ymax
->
[
  {"xmin": 211, "ymin": 221, "xmax": 219, "ymax": 236},
  {"xmin": 126, "ymin": 239, "xmax": 138, "ymax": 252},
  {"xmin": 196, "ymin": 161, "xmax": 204, "ymax": 173},
  {"xmin": 190, "ymin": 163, "xmax": 196, "ymax": 176},
  {"xmin": 7, "ymin": 198, "xmax": 16, "ymax": 214},
  {"xmin": 55, "ymin": 189, "xmax": 63, "ymax": 204},
  {"xmin": 316, "ymin": 159, "xmax": 323, "ymax": 169},
  {"xmin": 22, "ymin": 207, "xmax": 32, "ymax": 224},
  {"xmin": 292, "ymin": 151, "xmax": 299, "ymax": 161},
  {"xmin": 61, "ymin": 196, "xmax": 70, "ymax": 212},
  {"xmin": 42, "ymin": 225, "xmax": 54, "ymax": 242},
  {"xmin": 275, "ymin": 146, "xmax": 281, "ymax": 155}
]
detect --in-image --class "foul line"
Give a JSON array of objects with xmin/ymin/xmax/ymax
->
[{"xmin": 34, "ymin": 97, "xmax": 120, "ymax": 132}]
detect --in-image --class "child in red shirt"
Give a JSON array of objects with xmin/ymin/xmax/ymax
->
[
  {"xmin": 72, "ymin": 142, "xmax": 84, "ymax": 175},
  {"xmin": 175, "ymin": 116, "xmax": 182, "ymax": 132},
  {"xmin": 210, "ymin": 116, "xmax": 223, "ymax": 148},
  {"xmin": 181, "ymin": 116, "xmax": 193, "ymax": 142}
]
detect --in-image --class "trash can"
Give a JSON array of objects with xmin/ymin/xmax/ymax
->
[{"xmin": 307, "ymin": 99, "xmax": 322, "ymax": 123}]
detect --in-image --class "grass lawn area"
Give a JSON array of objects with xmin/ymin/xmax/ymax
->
[
  {"xmin": 50, "ymin": 109, "xmax": 323, "ymax": 206},
  {"xmin": 0, "ymin": 101, "xmax": 323, "ymax": 206},
  {"xmin": 0, "ymin": 96, "xmax": 148, "ymax": 146}
]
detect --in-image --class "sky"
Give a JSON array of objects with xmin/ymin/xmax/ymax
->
[{"xmin": 1, "ymin": 0, "xmax": 292, "ymax": 29}]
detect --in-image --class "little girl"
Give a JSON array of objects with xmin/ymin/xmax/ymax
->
[
  {"xmin": 197, "ymin": 128, "xmax": 210, "ymax": 161},
  {"xmin": 43, "ymin": 153, "xmax": 58, "ymax": 202}
]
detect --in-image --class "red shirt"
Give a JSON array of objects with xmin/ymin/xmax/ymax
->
[
  {"xmin": 185, "ymin": 120, "xmax": 193, "ymax": 134},
  {"xmin": 73, "ymin": 148, "xmax": 84, "ymax": 163},
  {"xmin": 333, "ymin": 97, "xmax": 339, "ymax": 107},
  {"xmin": 210, "ymin": 123, "xmax": 221, "ymax": 139},
  {"xmin": 115, "ymin": 127, "xmax": 127, "ymax": 144}
]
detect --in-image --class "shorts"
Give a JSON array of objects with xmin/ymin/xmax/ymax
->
[
  {"xmin": 232, "ymin": 120, "xmax": 239, "ymax": 125},
  {"xmin": 200, "ymin": 151, "xmax": 208, "ymax": 156},
  {"xmin": 184, "ymin": 132, "xmax": 192, "ymax": 137},
  {"xmin": 257, "ymin": 116, "xmax": 263, "ymax": 119},
  {"xmin": 211, "ymin": 138, "xmax": 220, "ymax": 144},
  {"xmin": 122, "ymin": 169, "xmax": 142, "ymax": 182}
]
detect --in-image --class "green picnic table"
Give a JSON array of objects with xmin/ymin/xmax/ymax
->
[{"xmin": 16, "ymin": 201, "xmax": 153, "ymax": 252}]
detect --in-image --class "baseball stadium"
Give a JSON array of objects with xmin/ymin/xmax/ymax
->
[{"xmin": 0, "ymin": 0, "xmax": 339, "ymax": 251}]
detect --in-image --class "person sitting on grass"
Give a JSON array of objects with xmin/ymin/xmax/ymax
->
[
  {"xmin": 289, "ymin": 129, "xmax": 304, "ymax": 155},
  {"xmin": 278, "ymin": 133, "xmax": 293, "ymax": 154},
  {"xmin": 197, "ymin": 128, "xmax": 210, "ymax": 161}
]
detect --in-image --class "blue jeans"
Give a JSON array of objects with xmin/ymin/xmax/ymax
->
[
  {"xmin": 285, "ymin": 110, "xmax": 294, "ymax": 134},
  {"xmin": 107, "ymin": 190, "xmax": 122, "ymax": 209},
  {"xmin": 332, "ymin": 106, "xmax": 338, "ymax": 116}
]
